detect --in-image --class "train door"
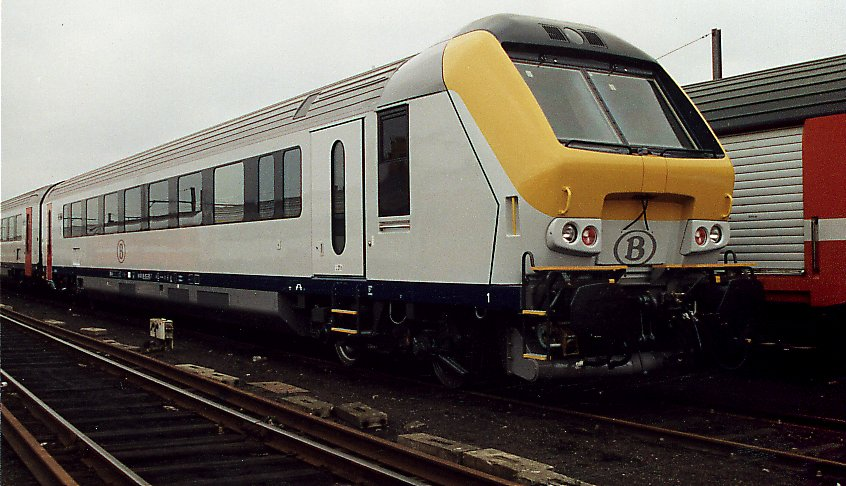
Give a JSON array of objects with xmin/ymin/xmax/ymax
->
[
  {"xmin": 25, "ymin": 207, "xmax": 33, "ymax": 277},
  {"xmin": 46, "ymin": 203, "xmax": 53, "ymax": 281},
  {"xmin": 310, "ymin": 119, "xmax": 365, "ymax": 276}
]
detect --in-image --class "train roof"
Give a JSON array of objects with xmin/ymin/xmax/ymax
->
[
  {"xmin": 456, "ymin": 14, "xmax": 653, "ymax": 63},
  {"xmin": 685, "ymin": 54, "xmax": 846, "ymax": 135},
  {"xmin": 50, "ymin": 58, "xmax": 409, "ymax": 198},
  {"xmin": 1, "ymin": 184, "xmax": 54, "ymax": 210},
  {"xmin": 45, "ymin": 14, "xmax": 669, "ymax": 199}
]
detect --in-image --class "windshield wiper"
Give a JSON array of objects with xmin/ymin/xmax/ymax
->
[
  {"xmin": 561, "ymin": 139, "xmax": 633, "ymax": 155},
  {"xmin": 652, "ymin": 147, "xmax": 717, "ymax": 159},
  {"xmin": 561, "ymin": 140, "xmax": 718, "ymax": 159}
]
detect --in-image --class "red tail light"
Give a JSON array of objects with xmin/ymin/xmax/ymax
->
[{"xmin": 582, "ymin": 225, "xmax": 598, "ymax": 246}]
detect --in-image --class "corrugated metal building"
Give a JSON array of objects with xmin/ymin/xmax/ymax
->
[{"xmin": 684, "ymin": 55, "xmax": 846, "ymax": 307}]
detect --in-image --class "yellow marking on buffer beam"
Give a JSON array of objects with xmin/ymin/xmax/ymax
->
[
  {"xmin": 655, "ymin": 263, "xmax": 755, "ymax": 269},
  {"xmin": 330, "ymin": 327, "xmax": 359, "ymax": 335},
  {"xmin": 331, "ymin": 309, "xmax": 359, "ymax": 315},
  {"xmin": 521, "ymin": 310, "xmax": 548, "ymax": 317},
  {"xmin": 522, "ymin": 353, "xmax": 549, "ymax": 361},
  {"xmin": 531, "ymin": 265, "xmax": 627, "ymax": 272}
]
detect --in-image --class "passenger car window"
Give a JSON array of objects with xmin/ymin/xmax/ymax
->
[
  {"xmin": 258, "ymin": 154, "xmax": 275, "ymax": 219},
  {"xmin": 214, "ymin": 162, "xmax": 244, "ymax": 224},
  {"xmin": 282, "ymin": 148, "xmax": 302, "ymax": 218},
  {"xmin": 377, "ymin": 106, "xmax": 410, "ymax": 217},
  {"xmin": 148, "ymin": 180, "xmax": 170, "ymax": 230},
  {"xmin": 124, "ymin": 186, "xmax": 143, "ymax": 232},
  {"xmin": 104, "ymin": 191, "xmax": 121, "ymax": 234},
  {"xmin": 71, "ymin": 201, "xmax": 85, "ymax": 237},
  {"xmin": 63, "ymin": 204, "xmax": 72, "ymax": 238},
  {"xmin": 86, "ymin": 196, "xmax": 103, "ymax": 235},
  {"xmin": 1, "ymin": 218, "xmax": 7, "ymax": 241},
  {"xmin": 178, "ymin": 172, "xmax": 203, "ymax": 227}
]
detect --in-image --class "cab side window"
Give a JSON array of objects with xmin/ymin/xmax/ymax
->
[{"xmin": 377, "ymin": 106, "xmax": 410, "ymax": 217}]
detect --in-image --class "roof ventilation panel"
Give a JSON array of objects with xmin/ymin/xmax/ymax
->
[
  {"xmin": 540, "ymin": 24, "xmax": 568, "ymax": 42},
  {"xmin": 580, "ymin": 30, "xmax": 607, "ymax": 47}
]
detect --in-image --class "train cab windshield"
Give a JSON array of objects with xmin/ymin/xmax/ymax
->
[{"xmin": 515, "ymin": 61, "xmax": 715, "ymax": 157}]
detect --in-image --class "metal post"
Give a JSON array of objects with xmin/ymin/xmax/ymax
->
[{"xmin": 711, "ymin": 28, "xmax": 723, "ymax": 80}]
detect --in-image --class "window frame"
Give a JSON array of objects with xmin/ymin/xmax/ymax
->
[
  {"xmin": 213, "ymin": 161, "xmax": 246, "ymax": 224},
  {"xmin": 147, "ymin": 179, "xmax": 171, "ymax": 230},
  {"xmin": 377, "ymin": 105, "xmax": 411, "ymax": 218},
  {"xmin": 330, "ymin": 140, "xmax": 346, "ymax": 255},
  {"xmin": 104, "ymin": 190, "xmax": 123, "ymax": 234},
  {"xmin": 124, "ymin": 185, "xmax": 144, "ymax": 233},
  {"xmin": 85, "ymin": 195, "xmax": 103, "ymax": 236},
  {"xmin": 178, "ymin": 171, "xmax": 204, "ymax": 227}
]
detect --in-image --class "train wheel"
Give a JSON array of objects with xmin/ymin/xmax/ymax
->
[
  {"xmin": 432, "ymin": 354, "xmax": 469, "ymax": 388},
  {"xmin": 334, "ymin": 340, "xmax": 360, "ymax": 366}
]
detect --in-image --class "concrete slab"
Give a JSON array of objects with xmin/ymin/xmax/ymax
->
[
  {"xmin": 248, "ymin": 381, "xmax": 308, "ymax": 395},
  {"xmin": 517, "ymin": 469, "xmax": 593, "ymax": 486},
  {"xmin": 175, "ymin": 363, "xmax": 239, "ymax": 386},
  {"xmin": 335, "ymin": 402, "xmax": 388, "ymax": 429},
  {"xmin": 397, "ymin": 433, "xmax": 480, "ymax": 463},
  {"xmin": 281, "ymin": 395, "xmax": 333, "ymax": 418},
  {"xmin": 463, "ymin": 448, "xmax": 553, "ymax": 480},
  {"xmin": 79, "ymin": 327, "xmax": 108, "ymax": 337},
  {"xmin": 101, "ymin": 339, "xmax": 140, "ymax": 351}
]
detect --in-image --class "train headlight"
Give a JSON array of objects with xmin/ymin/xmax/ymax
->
[
  {"xmin": 709, "ymin": 225, "xmax": 722, "ymax": 244},
  {"xmin": 694, "ymin": 227, "xmax": 708, "ymax": 246},
  {"xmin": 681, "ymin": 220, "xmax": 730, "ymax": 255},
  {"xmin": 562, "ymin": 223, "xmax": 578, "ymax": 244},
  {"xmin": 547, "ymin": 218, "xmax": 602, "ymax": 255},
  {"xmin": 581, "ymin": 226, "xmax": 598, "ymax": 246}
]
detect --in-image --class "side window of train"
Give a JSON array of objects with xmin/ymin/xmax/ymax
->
[
  {"xmin": 104, "ymin": 191, "xmax": 122, "ymax": 234},
  {"xmin": 86, "ymin": 196, "xmax": 103, "ymax": 235},
  {"xmin": 178, "ymin": 172, "xmax": 203, "ymax": 227},
  {"xmin": 258, "ymin": 154, "xmax": 275, "ymax": 219},
  {"xmin": 148, "ymin": 180, "xmax": 170, "ymax": 230},
  {"xmin": 214, "ymin": 162, "xmax": 245, "ymax": 224},
  {"xmin": 63, "ymin": 204, "xmax": 72, "ymax": 238},
  {"xmin": 282, "ymin": 148, "xmax": 302, "ymax": 218},
  {"xmin": 258, "ymin": 148, "xmax": 303, "ymax": 220},
  {"xmin": 1, "ymin": 217, "xmax": 7, "ymax": 241},
  {"xmin": 124, "ymin": 186, "xmax": 143, "ymax": 232},
  {"xmin": 377, "ymin": 105, "xmax": 410, "ymax": 217},
  {"xmin": 331, "ymin": 140, "xmax": 346, "ymax": 255},
  {"xmin": 71, "ymin": 200, "xmax": 85, "ymax": 237}
]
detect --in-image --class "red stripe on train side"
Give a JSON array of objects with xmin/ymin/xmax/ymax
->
[
  {"xmin": 760, "ymin": 240, "xmax": 846, "ymax": 307},
  {"xmin": 803, "ymin": 114, "xmax": 846, "ymax": 219}
]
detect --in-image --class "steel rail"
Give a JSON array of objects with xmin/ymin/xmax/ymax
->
[
  {"xmin": 1, "ymin": 371, "xmax": 150, "ymax": 486},
  {"xmin": 1, "ymin": 309, "xmax": 513, "ymax": 486},
  {"xmin": 464, "ymin": 389, "xmax": 846, "ymax": 474},
  {"xmin": 0, "ymin": 403, "xmax": 81, "ymax": 486}
]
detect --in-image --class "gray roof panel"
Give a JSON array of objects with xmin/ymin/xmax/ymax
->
[{"xmin": 685, "ymin": 54, "xmax": 846, "ymax": 134}]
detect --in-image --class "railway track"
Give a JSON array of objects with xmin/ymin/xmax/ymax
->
[
  {"xmin": 0, "ymin": 309, "xmax": 512, "ymax": 485},
  {"xmin": 4, "ymin": 296, "xmax": 845, "ymax": 482}
]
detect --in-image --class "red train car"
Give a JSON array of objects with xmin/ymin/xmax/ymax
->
[{"xmin": 687, "ymin": 55, "xmax": 846, "ymax": 341}]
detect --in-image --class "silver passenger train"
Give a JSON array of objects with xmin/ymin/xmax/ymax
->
[{"xmin": 1, "ymin": 15, "xmax": 761, "ymax": 385}]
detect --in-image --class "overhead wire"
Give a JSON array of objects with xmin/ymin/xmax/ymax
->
[{"xmin": 656, "ymin": 32, "xmax": 711, "ymax": 60}]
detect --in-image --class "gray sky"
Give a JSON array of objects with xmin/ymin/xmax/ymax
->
[{"xmin": 2, "ymin": 0, "xmax": 845, "ymax": 200}]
